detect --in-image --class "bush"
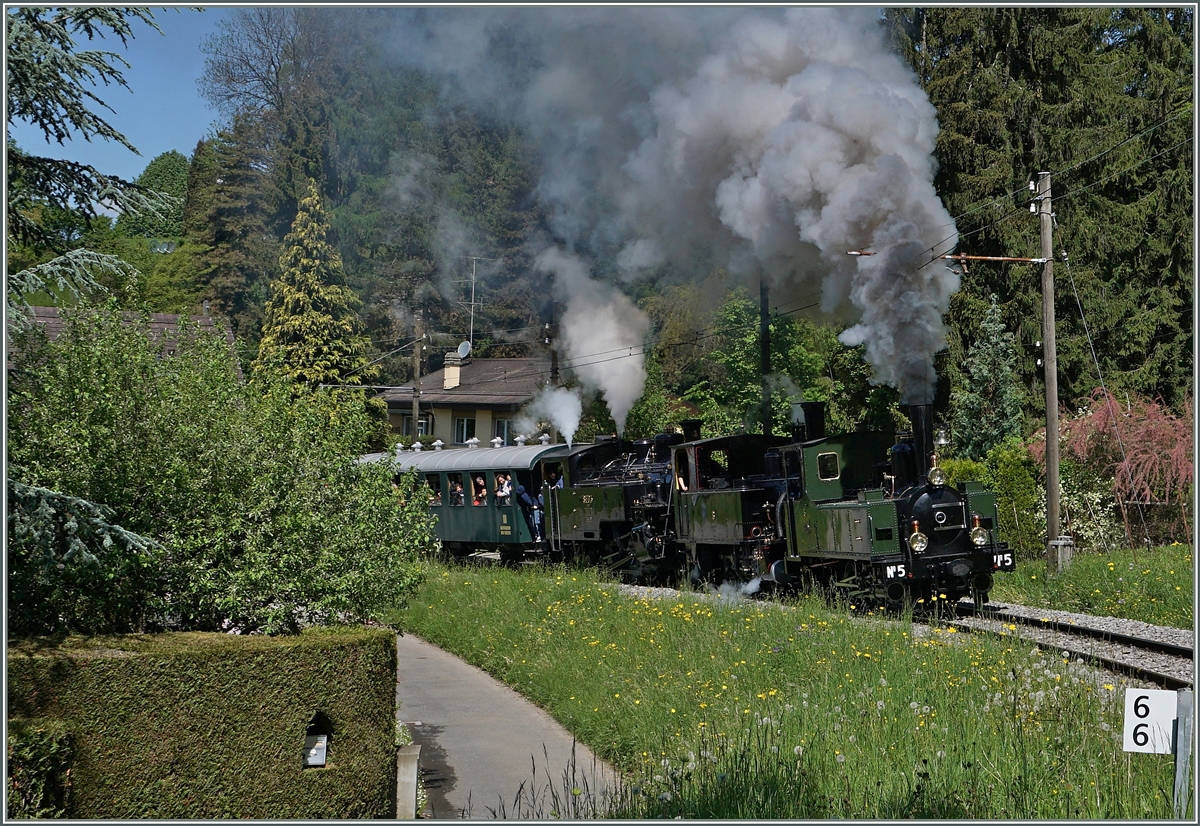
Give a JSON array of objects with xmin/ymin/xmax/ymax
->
[
  {"xmin": 6, "ymin": 302, "xmax": 434, "ymax": 634},
  {"xmin": 6, "ymin": 627, "xmax": 397, "ymax": 818},
  {"xmin": 983, "ymin": 439, "xmax": 1045, "ymax": 561}
]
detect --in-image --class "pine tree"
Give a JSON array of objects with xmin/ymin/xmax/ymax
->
[
  {"xmin": 192, "ymin": 114, "xmax": 278, "ymax": 342},
  {"xmin": 949, "ymin": 295, "xmax": 1024, "ymax": 460},
  {"xmin": 252, "ymin": 179, "xmax": 376, "ymax": 387},
  {"xmin": 182, "ymin": 138, "xmax": 216, "ymax": 237}
]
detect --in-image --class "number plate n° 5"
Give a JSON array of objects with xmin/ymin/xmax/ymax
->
[{"xmin": 1123, "ymin": 688, "xmax": 1178, "ymax": 754}]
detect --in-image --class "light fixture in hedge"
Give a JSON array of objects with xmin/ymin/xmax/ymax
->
[{"xmin": 303, "ymin": 711, "xmax": 333, "ymax": 768}]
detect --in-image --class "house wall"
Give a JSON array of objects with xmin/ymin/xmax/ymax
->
[{"xmin": 428, "ymin": 406, "xmax": 494, "ymax": 446}]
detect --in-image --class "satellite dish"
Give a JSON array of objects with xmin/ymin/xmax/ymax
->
[{"xmin": 457, "ymin": 340, "xmax": 472, "ymax": 359}]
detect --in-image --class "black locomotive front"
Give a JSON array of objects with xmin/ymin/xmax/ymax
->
[{"xmin": 889, "ymin": 404, "xmax": 1014, "ymax": 605}]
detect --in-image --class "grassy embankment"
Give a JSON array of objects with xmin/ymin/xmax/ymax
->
[
  {"xmin": 992, "ymin": 544, "xmax": 1193, "ymax": 629},
  {"xmin": 391, "ymin": 553, "xmax": 1192, "ymax": 819}
]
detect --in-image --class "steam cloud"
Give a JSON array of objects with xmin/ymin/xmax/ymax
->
[
  {"xmin": 535, "ymin": 248, "xmax": 650, "ymax": 435},
  {"xmin": 387, "ymin": 7, "xmax": 958, "ymax": 408},
  {"xmin": 516, "ymin": 386, "xmax": 583, "ymax": 447}
]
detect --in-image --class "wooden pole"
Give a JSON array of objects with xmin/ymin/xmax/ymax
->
[
  {"xmin": 1038, "ymin": 171, "xmax": 1067, "ymax": 572},
  {"xmin": 760, "ymin": 279, "xmax": 771, "ymax": 437},
  {"xmin": 411, "ymin": 307, "xmax": 423, "ymax": 438}
]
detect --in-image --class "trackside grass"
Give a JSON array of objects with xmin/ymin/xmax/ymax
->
[
  {"xmin": 991, "ymin": 544, "xmax": 1193, "ymax": 629},
  {"xmin": 393, "ymin": 563, "xmax": 1188, "ymax": 819}
]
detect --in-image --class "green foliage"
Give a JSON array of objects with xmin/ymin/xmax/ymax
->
[
  {"xmin": 623, "ymin": 355, "xmax": 678, "ymax": 440},
  {"xmin": 6, "ymin": 478, "xmax": 162, "ymax": 637},
  {"xmin": 5, "ymin": 8, "xmax": 178, "ymax": 318},
  {"xmin": 939, "ymin": 457, "xmax": 988, "ymax": 489},
  {"xmin": 6, "ymin": 627, "xmax": 398, "ymax": 818},
  {"xmin": 189, "ymin": 114, "xmax": 278, "ymax": 343},
  {"xmin": 7, "ymin": 301, "xmax": 433, "ymax": 634},
  {"xmin": 949, "ymin": 295, "xmax": 1025, "ymax": 460},
  {"xmin": 118, "ymin": 150, "xmax": 189, "ymax": 237},
  {"xmin": 6, "ymin": 719, "xmax": 73, "ymax": 819},
  {"xmin": 981, "ymin": 439, "xmax": 1046, "ymax": 561},
  {"xmin": 253, "ymin": 179, "xmax": 377, "ymax": 388}
]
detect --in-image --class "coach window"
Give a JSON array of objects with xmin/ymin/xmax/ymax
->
[
  {"xmin": 447, "ymin": 473, "xmax": 466, "ymax": 506},
  {"xmin": 816, "ymin": 452, "xmax": 840, "ymax": 481},
  {"xmin": 425, "ymin": 474, "xmax": 442, "ymax": 506}
]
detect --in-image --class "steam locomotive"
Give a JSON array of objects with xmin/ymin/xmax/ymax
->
[{"xmin": 369, "ymin": 401, "xmax": 1014, "ymax": 608}]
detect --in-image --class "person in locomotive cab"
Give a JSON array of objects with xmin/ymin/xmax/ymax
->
[
  {"xmin": 546, "ymin": 468, "xmax": 564, "ymax": 489},
  {"xmin": 515, "ymin": 484, "xmax": 542, "ymax": 540}
]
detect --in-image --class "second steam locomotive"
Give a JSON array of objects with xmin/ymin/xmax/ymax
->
[{"xmin": 373, "ymin": 401, "xmax": 1015, "ymax": 608}]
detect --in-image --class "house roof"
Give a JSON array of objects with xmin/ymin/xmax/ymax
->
[
  {"xmin": 379, "ymin": 356, "xmax": 552, "ymax": 411},
  {"xmin": 9, "ymin": 305, "xmax": 238, "ymax": 372}
]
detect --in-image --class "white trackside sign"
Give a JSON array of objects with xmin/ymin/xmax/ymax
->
[{"xmin": 1123, "ymin": 688, "xmax": 1178, "ymax": 754}]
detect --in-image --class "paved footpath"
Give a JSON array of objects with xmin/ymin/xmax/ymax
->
[{"xmin": 395, "ymin": 633, "xmax": 618, "ymax": 820}]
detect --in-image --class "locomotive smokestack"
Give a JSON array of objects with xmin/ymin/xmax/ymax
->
[{"xmin": 907, "ymin": 404, "xmax": 934, "ymax": 480}]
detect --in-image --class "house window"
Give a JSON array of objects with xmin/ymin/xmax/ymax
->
[
  {"xmin": 494, "ymin": 419, "xmax": 515, "ymax": 445},
  {"xmin": 454, "ymin": 417, "xmax": 476, "ymax": 444},
  {"xmin": 401, "ymin": 414, "xmax": 431, "ymax": 437}
]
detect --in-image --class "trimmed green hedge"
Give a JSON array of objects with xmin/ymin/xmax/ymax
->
[
  {"xmin": 6, "ymin": 626, "xmax": 397, "ymax": 818},
  {"xmin": 6, "ymin": 718, "xmax": 73, "ymax": 818}
]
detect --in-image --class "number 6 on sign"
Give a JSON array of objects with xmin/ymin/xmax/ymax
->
[{"xmin": 1123, "ymin": 689, "xmax": 1178, "ymax": 754}]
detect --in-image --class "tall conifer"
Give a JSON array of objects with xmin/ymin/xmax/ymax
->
[
  {"xmin": 253, "ymin": 179, "xmax": 376, "ymax": 387},
  {"xmin": 949, "ymin": 296, "xmax": 1024, "ymax": 460}
]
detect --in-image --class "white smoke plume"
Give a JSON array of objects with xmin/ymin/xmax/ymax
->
[
  {"xmin": 517, "ymin": 386, "xmax": 584, "ymax": 447},
  {"xmin": 534, "ymin": 247, "xmax": 650, "ymax": 434},
  {"xmin": 385, "ymin": 7, "xmax": 958, "ymax": 406}
]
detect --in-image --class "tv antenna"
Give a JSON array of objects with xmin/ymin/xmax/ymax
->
[{"xmin": 455, "ymin": 256, "xmax": 493, "ymax": 347}]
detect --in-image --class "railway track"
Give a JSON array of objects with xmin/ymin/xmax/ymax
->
[{"xmin": 950, "ymin": 601, "xmax": 1193, "ymax": 690}]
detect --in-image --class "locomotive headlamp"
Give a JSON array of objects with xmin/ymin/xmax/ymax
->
[
  {"xmin": 909, "ymin": 519, "xmax": 929, "ymax": 553},
  {"xmin": 971, "ymin": 513, "xmax": 988, "ymax": 546},
  {"xmin": 928, "ymin": 466, "xmax": 947, "ymax": 487}
]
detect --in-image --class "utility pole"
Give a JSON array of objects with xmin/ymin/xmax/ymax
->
[
  {"xmin": 1037, "ymin": 171, "xmax": 1067, "ymax": 572},
  {"xmin": 545, "ymin": 309, "xmax": 558, "ymax": 444},
  {"xmin": 760, "ymin": 279, "xmax": 772, "ymax": 437},
  {"xmin": 411, "ymin": 307, "xmax": 423, "ymax": 439}
]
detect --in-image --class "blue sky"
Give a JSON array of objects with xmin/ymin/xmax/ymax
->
[{"xmin": 7, "ymin": 6, "xmax": 236, "ymax": 183}]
